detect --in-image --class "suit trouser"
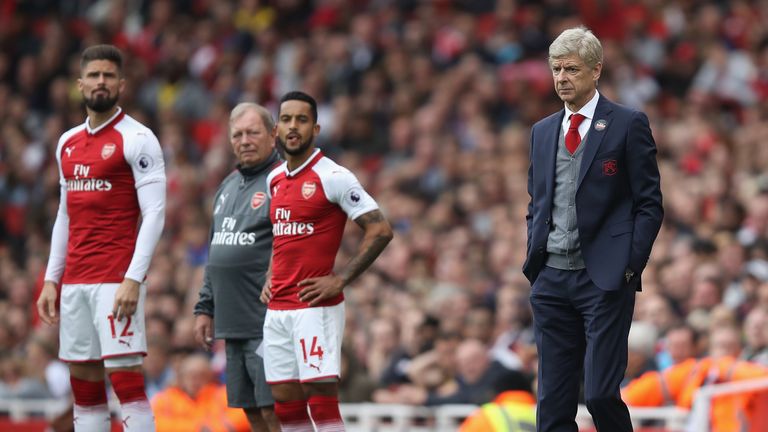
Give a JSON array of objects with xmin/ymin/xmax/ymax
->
[{"xmin": 530, "ymin": 266, "xmax": 635, "ymax": 432}]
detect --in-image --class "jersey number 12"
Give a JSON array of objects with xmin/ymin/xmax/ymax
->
[{"xmin": 107, "ymin": 315, "xmax": 134, "ymax": 338}]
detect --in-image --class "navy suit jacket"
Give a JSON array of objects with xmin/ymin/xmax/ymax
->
[{"xmin": 523, "ymin": 95, "xmax": 663, "ymax": 291}]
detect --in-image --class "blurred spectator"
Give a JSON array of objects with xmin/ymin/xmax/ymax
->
[
  {"xmin": 489, "ymin": 283, "xmax": 535, "ymax": 372},
  {"xmin": 741, "ymin": 307, "xmax": 768, "ymax": 366},
  {"xmin": 373, "ymin": 330, "xmax": 461, "ymax": 405},
  {"xmin": 381, "ymin": 337, "xmax": 513, "ymax": 407},
  {"xmin": 144, "ymin": 335, "xmax": 174, "ymax": 400},
  {"xmin": 25, "ymin": 332, "xmax": 70, "ymax": 399},
  {"xmin": 151, "ymin": 352, "xmax": 250, "ymax": 432},
  {"xmin": 0, "ymin": 353, "xmax": 51, "ymax": 399},
  {"xmin": 365, "ymin": 318, "xmax": 401, "ymax": 383},
  {"xmin": 338, "ymin": 347, "xmax": 376, "ymax": 403},
  {"xmin": 463, "ymin": 305, "xmax": 495, "ymax": 345},
  {"xmin": 708, "ymin": 324, "xmax": 743, "ymax": 359},
  {"xmin": 423, "ymin": 338, "xmax": 511, "ymax": 406},
  {"xmin": 655, "ymin": 324, "xmax": 700, "ymax": 371},
  {"xmin": 623, "ymin": 356, "xmax": 768, "ymax": 432},
  {"xmin": 637, "ymin": 293, "xmax": 681, "ymax": 336},
  {"xmin": 377, "ymin": 311, "xmax": 438, "ymax": 388},
  {"xmin": 623, "ymin": 321, "xmax": 659, "ymax": 387},
  {"xmin": 459, "ymin": 369, "xmax": 536, "ymax": 432}
]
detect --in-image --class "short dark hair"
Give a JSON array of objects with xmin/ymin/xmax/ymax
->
[
  {"xmin": 81, "ymin": 44, "xmax": 123, "ymax": 73},
  {"xmin": 279, "ymin": 91, "xmax": 318, "ymax": 122}
]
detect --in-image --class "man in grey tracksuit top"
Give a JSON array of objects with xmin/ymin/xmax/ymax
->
[{"xmin": 194, "ymin": 102, "xmax": 281, "ymax": 431}]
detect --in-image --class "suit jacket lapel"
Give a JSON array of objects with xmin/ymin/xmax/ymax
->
[
  {"xmin": 543, "ymin": 112, "xmax": 563, "ymax": 202},
  {"xmin": 577, "ymin": 97, "xmax": 613, "ymax": 190}
]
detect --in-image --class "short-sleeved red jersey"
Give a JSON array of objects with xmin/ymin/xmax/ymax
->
[{"xmin": 267, "ymin": 150, "xmax": 379, "ymax": 310}]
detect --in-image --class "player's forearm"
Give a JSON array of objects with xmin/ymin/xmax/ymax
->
[
  {"xmin": 125, "ymin": 182, "xmax": 166, "ymax": 282},
  {"xmin": 339, "ymin": 234, "xmax": 391, "ymax": 287},
  {"xmin": 44, "ymin": 186, "xmax": 69, "ymax": 283},
  {"xmin": 340, "ymin": 212, "xmax": 393, "ymax": 287},
  {"xmin": 193, "ymin": 268, "xmax": 215, "ymax": 316},
  {"xmin": 124, "ymin": 208, "xmax": 164, "ymax": 281},
  {"xmin": 265, "ymin": 255, "xmax": 273, "ymax": 283}
]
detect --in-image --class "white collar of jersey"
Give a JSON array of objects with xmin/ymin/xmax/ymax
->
[
  {"xmin": 285, "ymin": 148, "xmax": 321, "ymax": 177},
  {"xmin": 85, "ymin": 107, "xmax": 123, "ymax": 135}
]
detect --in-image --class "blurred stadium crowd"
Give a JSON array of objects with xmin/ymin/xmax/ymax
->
[{"xmin": 4, "ymin": 0, "xmax": 768, "ymax": 415}]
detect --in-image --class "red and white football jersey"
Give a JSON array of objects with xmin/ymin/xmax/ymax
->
[
  {"xmin": 267, "ymin": 149, "xmax": 379, "ymax": 310},
  {"xmin": 55, "ymin": 109, "xmax": 165, "ymax": 283}
]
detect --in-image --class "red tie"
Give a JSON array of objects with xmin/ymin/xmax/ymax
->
[{"xmin": 566, "ymin": 113, "xmax": 586, "ymax": 154}]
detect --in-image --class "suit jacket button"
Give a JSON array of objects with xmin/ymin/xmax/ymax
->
[
  {"xmin": 538, "ymin": 247, "xmax": 544, "ymax": 253},
  {"xmin": 545, "ymin": 218, "xmax": 550, "ymax": 225}
]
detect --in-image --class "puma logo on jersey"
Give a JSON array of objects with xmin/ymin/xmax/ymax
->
[
  {"xmin": 64, "ymin": 146, "xmax": 75, "ymax": 157},
  {"xmin": 118, "ymin": 339, "xmax": 132, "ymax": 348},
  {"xmin": 215, "ymin": 193, "xmax": 228, "ymax": 214},
  {"xmin": 309, "ymin": 364, "xmax": 321, "ymax": 372}
]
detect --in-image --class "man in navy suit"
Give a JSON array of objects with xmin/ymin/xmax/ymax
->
[{"xmin": 523, "ymin": 26, "xmax": 663, "ymax": 432}]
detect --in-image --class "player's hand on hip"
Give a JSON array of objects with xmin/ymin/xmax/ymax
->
[
  {"xmin": 194, "ymin": 314, "xmax": 214, "ymax": 351},
  {"xmin": 260, "ymin": 281, "xmax": 272, "ymax": 304},
  {"xmin": 298, "ymin": 275, "xmax": 344, "ymax": 306},
  {"xmin": 113, "ymin": 278, "xmax": 140, "ymax": 321},
  {"xmin": 37, "ymin": 281, "xmax": 60, "ymax": 325}
]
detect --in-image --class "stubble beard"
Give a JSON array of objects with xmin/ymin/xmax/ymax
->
[{"xmin": 277, "ymin": 134, "xmax": 314, "ymax": 156}]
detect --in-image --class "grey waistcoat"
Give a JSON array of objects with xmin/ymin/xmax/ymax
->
[{"xmin": 546, "ymin": 127, "xmax": 587, "ymax": 270}]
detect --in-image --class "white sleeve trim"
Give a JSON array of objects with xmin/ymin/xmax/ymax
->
[
  {"xmin": 316, "ymin": 160, "xmax": 378, "ymax": 220},
  {"xmin": 124, "ymin": 181, "xmax": 166, "ymax": 282},
  {"xmin": 44, "ymin": 185, "xmax": 69, "ymax": 283},
  {"xmin": 120, "ymin": 122, "xmax": 166, "ymax": 189}
]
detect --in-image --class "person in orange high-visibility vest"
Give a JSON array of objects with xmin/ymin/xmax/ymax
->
[
  {"xmin": 151, "ymin": 353, "xmax": 250, "ymax": 432},
  {"xmin": 460, "ymin": 369, "xmax": 536, "ymax": 432},
  {"xmin": 622, "ymin": 354, "xmax": 768, "ymax": 432}
]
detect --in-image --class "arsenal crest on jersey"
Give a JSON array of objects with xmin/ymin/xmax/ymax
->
[
  {"xmin": 251, "ymin": 192, "xmax": 266, "ymax": 209},
  {"xmin": 302, "ymin": 181, "xmax": 316, "ymax": 199},
  {"xmin": 603, "ymin": 159, "xmax": 618, "ymax": 176},
  {"xmin": 101, "ymin": 143, "xmax": 116, "ymax": 160}
]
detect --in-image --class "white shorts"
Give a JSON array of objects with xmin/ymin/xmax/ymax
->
[
  {"xmin": 59, "ymin": 283, "xmax": 147, "ymax": 362},
  {"xmin": 263, "ymin": 302, "xmax": 345, "ymax": 384}
]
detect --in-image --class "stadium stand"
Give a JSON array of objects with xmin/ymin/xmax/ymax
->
[{"xmin": 4, "ymin": 0, "xmax": 768, "ymax": 430}]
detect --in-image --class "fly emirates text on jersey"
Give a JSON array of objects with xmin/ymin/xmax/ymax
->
[{"xmin": 273, "ymin": 208, "xmax": 315, "ymax": 236}]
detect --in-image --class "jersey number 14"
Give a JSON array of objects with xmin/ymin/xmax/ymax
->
[{"xmin": 300, "ymin": 336, "xmax": 324, "ymax": 362}]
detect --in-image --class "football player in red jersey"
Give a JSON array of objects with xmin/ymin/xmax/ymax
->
[
  {"xmin": 37, "ymin": 45, "xmax": 165, "ymax": 432},
  {"xmin": 261, "ymin": 91, "xmax": 393, "ymax": 431}
]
